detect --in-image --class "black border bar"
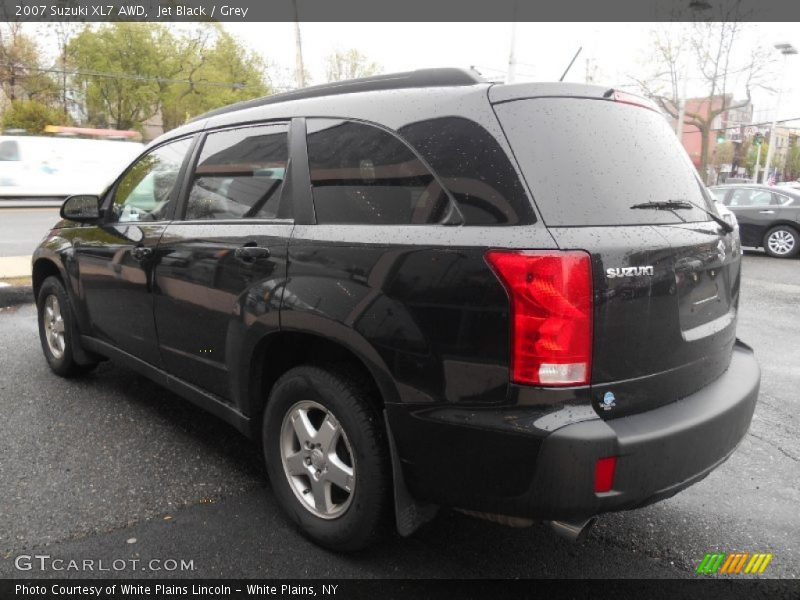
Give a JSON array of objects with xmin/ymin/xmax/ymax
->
[{"xmin": 3, "ymin": 0, "xmax": 800, "ymax": 22}]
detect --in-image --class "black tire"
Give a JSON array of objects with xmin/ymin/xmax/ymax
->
[
  {"xmin": 763, "ymin": 225, "xmax": 800, "ymax": 258},
  {"xmin": 36, "ymin": 276, "xmax": 97, "ymax": 377},
  {"xmin": 263, "ymin": 365, "xmax": 391, "ymax": 551}
]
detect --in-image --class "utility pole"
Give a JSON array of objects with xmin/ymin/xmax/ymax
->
[
  {"xmin": 753, "ymin": 141, "xmax": 763, "ymax": 184},
  {"xmin": 506, "ymin": 20, "xmax": 518, "ymax": 84},
  {"xmin": 292, "ymin": 0, "xmax": 306, "ymax": 89},
  {"xmin": 675, "ymin": 64, "xmax": 688, "ymax": 143},
  {"xmin": 763, "ymin": 43, "xmax": 797, "ymax": 184}
]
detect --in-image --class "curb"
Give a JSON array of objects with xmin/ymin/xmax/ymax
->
[{"xmin": 0, "ymin": 285, "xmax": 34, "ymax": 308}]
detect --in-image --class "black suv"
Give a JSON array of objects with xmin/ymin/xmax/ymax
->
[{"xmin": 33, "ymin": 69, "xmax": 760, "ymax": 550}]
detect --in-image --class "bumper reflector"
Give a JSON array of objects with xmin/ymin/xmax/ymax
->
[{"xmin": 595, "ymin": 456, "xmax": 617, "ymax": 493}]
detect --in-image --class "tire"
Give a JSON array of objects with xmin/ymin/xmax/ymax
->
[
  {"xmin": 763, "ymin": 225, "xmax": 800, "ymax": 258},
  {"xmin": 36, "ymin": 276, "xmax": 97, "ymax": 377},
  {"xmin": 263, "ymin": 365, "xmax": 391, "ymax": 551}
]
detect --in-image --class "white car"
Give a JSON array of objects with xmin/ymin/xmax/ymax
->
[{"xmin": 0, "ymin": 136, "xmax": 143, "ymax": 199}]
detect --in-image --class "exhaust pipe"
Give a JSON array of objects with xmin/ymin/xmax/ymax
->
[{"xmin": 548, "ymin": 517, "xmax": 597, "ymax": 543}]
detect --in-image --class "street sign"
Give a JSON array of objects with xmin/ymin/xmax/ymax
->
[{"xmin": 744, "ymin": 126, "xmax": 758, "ymax": 137}]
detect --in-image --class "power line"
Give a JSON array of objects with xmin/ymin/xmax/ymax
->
[{"xmin": 0, "ymin": 62, "xmax": 256, "ymax": 90}]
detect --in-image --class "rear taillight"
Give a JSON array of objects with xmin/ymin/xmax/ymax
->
[
  {"xmin": 609, "ymin": 90, "xmax": 660, "ymax": 112},
  {"xmin": 485, "ymin": 250, "xmax": 593, "ymax": 387}
]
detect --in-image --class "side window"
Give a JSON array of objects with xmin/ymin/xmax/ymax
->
[
  {"xmin": 729, "ymin": 189, "xmax": 773, "ymax": 207},
  {"xmin": 0, "ymin": 140, "xmax": 20, "ymax": 161},
  {"xmin": 306, "ymin": 119, "xmax": 453, "ymax": 225},
  {"xmin": 709, "ymin": 188, "xmax": 727, "ymax": 204},
  {"xmin": 111, "ymin": 137, "xmax": 192, "ymax": 223},
  {"xmin": 185, "ymin": 124, "xmax": 289, "ymax": 221}
]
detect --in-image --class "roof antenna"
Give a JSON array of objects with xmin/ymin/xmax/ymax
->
[{"xmin": 559, "ymin": 46, "xmax": 583, "ymax": 82}]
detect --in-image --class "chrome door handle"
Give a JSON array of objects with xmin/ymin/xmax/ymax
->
[
  {"xmin": 758, "ymin": 210, "xmax": 775, "ymax": 214},
  {"xmin": 234, "ymin": 246, "xmax": 271, "ymax": 261}
]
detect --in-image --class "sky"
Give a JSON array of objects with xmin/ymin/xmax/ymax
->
[
  {"xmin": 21, "ymin": 21, "xmax": 800, "ymax": 126},
  {"xmin": 225, "ymin": 22, "xmax": 800, "ymax": 125}
]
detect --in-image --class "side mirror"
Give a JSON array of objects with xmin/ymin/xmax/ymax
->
[{"xmin": 61, "ymin": 195, "xmax": 102, "ymax": 222}]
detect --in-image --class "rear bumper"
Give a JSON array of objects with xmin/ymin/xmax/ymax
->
[{"xmin": 389, "ymin": 340, "xmax": 760, "ymax": 520}]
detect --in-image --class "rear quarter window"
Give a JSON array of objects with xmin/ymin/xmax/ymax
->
[
  {"xmin": 494, "ymin": 98, "xmax": 712, "ymax": 227},
  {"xmin": 306, "ymin": 119, "xmax": 454, "ymax": 225}
]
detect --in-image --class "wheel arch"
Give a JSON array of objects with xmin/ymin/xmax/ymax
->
[
  {"xmin": 32, "ymin": 257, "xmax": 66, "ymax": 300},
  {"xmin": 242, "ymin": 325, "xmax": 401, "ymax": 439}
]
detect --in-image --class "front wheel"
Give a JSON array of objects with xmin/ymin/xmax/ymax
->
[
  {"xmin": 263, "ymin": 365, "xmax": 391, "ymax": 551},
  {"xmin": 763, "ymin": 225, "xmax": 799, "ymax": 258},
  {"xmin": 37, "ymin": 276, "xmax": 97, "ymax": 377}
]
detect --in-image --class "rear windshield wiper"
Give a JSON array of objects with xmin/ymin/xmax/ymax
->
[
  {"xmin": 630, "ymin": 200, "xmax": 693, "ymax": 210},
  {"xmin": 630, "ymin": 199, "xmax": 733, "ymax": 233}
]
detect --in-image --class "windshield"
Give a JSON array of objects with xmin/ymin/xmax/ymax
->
[{"xmin": 494, "ymin": 97, "xmax": 712, "ymax": 227}]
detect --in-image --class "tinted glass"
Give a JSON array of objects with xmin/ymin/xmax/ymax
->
[
  {"xmin": 186, "ymin": 124, "xmax": 289, "ymax": 221},
  {"xmin": 307, "ymin": 119, "xmax": 452, "ymax": 225},
  {"xmin": 111, "ymin": 137, "xmax": 191, "ymax": 223},
  {"xmin": 495, "ymin": 98, "xmax": 712, "ymax": 226},
  {"xmin": 399, "ymin": 117, "xmax": 533, "ymax": 225}
]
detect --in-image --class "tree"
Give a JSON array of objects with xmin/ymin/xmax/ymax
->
[
  {"xmin": 713, "ymin": 141, "xmax": 735, "ymax": 167},
  {"xmin": 632, "ymin": 19, "xmax": 771, "ymax": 181},
  {"xmin": 325, "ymin": 49, "xmax": 381, "ymax": 83},
  {"xmin": 2, "ymin": 99, "xmax": 63, "ymax": 133},
  {"xmin": 68, "ymin": 23, "xmax": 167, "ymax": 130},
  {"xmin": 785, "ymin": 145, "xmax": 800, "ymax": 181},
  {"xmin": 745, "ymin": 141, "xmax": 768, "ymax": 178},
  {"xmin": 67, "ymin": 23, "xmax": 270, "ymax": 133},
  {"xmin": 0, "ymin": 23, "xmax": 59, "ymax": 104},
  {"xmin": 158, "ymin": 25, "xmax": 270, "ymax": 131}
]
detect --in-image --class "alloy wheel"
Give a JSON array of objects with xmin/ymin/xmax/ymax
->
[
  {"xmin": 43, "ymin": 294, "xmax": 66, "ymax": 359},
  {"xmin": 279, "ymin": 400, "xmax": 356, "ymax": 519}
]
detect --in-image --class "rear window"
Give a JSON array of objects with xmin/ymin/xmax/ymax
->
[{"xmin": 495, "ymin": 98, "xmax": 712, "ymax": 226}]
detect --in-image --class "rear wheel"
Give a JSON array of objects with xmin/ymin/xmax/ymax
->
[
  {"xmin": 263, "ymin": 365, "xmax": 391, "ymax": 551},
  {"xmin": 37, "ymin": 276, "xmax": 97, "ymax": 376},
  {"xmin": 763, "ymin": 225, "xmax": 799, "ymax": 258}
]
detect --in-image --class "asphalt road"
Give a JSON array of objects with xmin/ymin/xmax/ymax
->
[
  {"xmin": 0, "ymin": 208, "xmax": 61, "ymax": 257},
  {"xmin": 0, "ymin": 252, "xmax": 797, "ymax": 582}
]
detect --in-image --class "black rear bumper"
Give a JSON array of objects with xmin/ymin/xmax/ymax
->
[{"xmin": 389, "ymin": 340, "xmax": 760, "ymax": 520}]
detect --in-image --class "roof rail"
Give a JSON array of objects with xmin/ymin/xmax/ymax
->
[{"xmin": 193, "ymin": 68, "xmax": 485, "ymax": 121}]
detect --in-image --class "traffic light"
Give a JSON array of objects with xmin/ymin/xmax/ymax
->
[
  {"xmin": 716, "ymin": 131, "xmax": 726, "ymax": 143},
  {"xmin": 754, "ymin": 132, "xmax": 764, "ymax": 146}
]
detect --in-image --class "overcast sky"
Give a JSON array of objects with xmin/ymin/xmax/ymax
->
[
  {"xmin": 23, "ymin": 21, "xmax": 800, "ymax": 126},
  {"xmin": 226, "ymin": 22, "xmax": 800, "ymax": 125}
]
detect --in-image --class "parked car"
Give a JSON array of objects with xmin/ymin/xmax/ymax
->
[
  {"xmin": 0, "ymin": 135, "xmax": 142, "ymax": 200},
  {"xmin": 32, "ymin": 69, "xmax": 760, "ymax": 551},
  {"xmin": 776, "ymin": 180, "xmax": 800, "ymax": 191},
  {"xmin": 709, "ymin": 183, "xmax": 800, "ymax": 258}
]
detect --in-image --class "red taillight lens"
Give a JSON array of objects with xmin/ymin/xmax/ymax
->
[
  {"xmin": 485, "ymin": 250, "xmax": 593, "ymax": 386},
  {"xmin": 594, "ymin": 456, "xmax": 617, "ymax": 493},
  {"xmin": 610, "ymin": 90, "xmax": 660, "ymax": 112}
]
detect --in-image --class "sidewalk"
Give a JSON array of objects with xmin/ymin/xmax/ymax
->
[{"xmin": 0, "ymin": 255, "xmax": 31, "ymax": 279}]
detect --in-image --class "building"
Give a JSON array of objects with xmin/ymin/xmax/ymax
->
[{"xmin": 672, "ymin": 94, "xmax": 753, "ymax": 173}]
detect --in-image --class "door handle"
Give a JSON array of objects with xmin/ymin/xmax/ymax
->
[
  {"xmin": 131, "ymin": 246, "xmax": 153, "ymax": 262},
  {"xmin": 758, "ymin": 210, "xmax": 775, "ymax": 214},
  {"xmin": 234, "ymin": 246, "xmax": 271, "ymax": 261}
]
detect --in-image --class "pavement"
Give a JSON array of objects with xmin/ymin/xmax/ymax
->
[{"xmin": 0, "ymin": 252, "xmax": 797, "ymax": 583}]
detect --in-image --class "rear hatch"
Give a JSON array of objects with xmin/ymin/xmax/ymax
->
[{"xmin": 492, "ymin": 88, "xmax": 741, "ymax": 418}]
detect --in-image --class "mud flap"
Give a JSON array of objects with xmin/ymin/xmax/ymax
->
[{"xmin": 383, "ymin": 410, "xmax": 438, "ymax": 536}]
